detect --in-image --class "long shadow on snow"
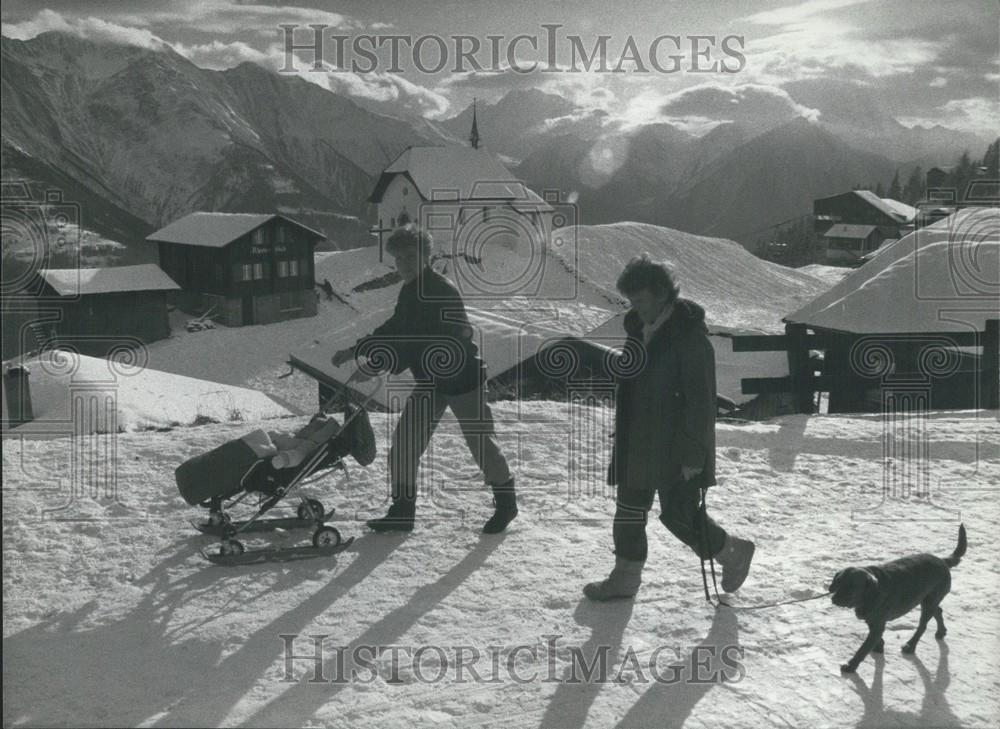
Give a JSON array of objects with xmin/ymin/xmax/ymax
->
[
  {"xmin": 238, "ymin": 533, "xmax": 507, "ymax": 728},
  {"xmin": 153, "ymin": 532, "xmax": 402, "ymax": 727},
  {"xmin": 613, "ymin": 606, "xmax": 740, "ymax": 729},
  {"xmin": 538, "ymin": 596, "xmax": 635, "ymax": 729},
  {"xmin": 848, "ymin": 642, "xmax": 963, "ymax": 729},
  {"xmin": 2, "ymin": 539, "xmax": 240, "ymax": 728}
]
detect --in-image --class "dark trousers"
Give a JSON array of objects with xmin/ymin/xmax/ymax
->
[
  {"xmin": 613, "ymin": 476, "xmax": 727, "ymax": 562},
  {"xmin": 390, "ymin": 384, "xmax": 511, "ymax": 503}
]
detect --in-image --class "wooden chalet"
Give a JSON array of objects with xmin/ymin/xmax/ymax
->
[
  {"xmin": 32, "ymin": 264, "xmax": 179, "ymax": 355},
  {"xmin": 148, "ymin": 213, "xmax": 326, "ymax": 326}
]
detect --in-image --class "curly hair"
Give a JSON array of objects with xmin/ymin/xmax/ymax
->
[
  {"xmin": 615, "ymin": 254, "xmax": 679, "ymax": 301},
  {"xmin": 386, "ymin": 224, "xmax": 433, "ymax": 256}
]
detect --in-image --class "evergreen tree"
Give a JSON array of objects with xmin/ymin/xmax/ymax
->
[
  {"xmin": 875, "ymin": 181, "xmax": 885, "ymax": 197},
  {"xmin": 887, "ymin": 170, "xmax": 902, "ymax": 200},
  {"xmin": 983, "ymin": 139, "xmax": 999, "ymax": 178},
  {"xmin": 903, "ymin": 166, "xmax": 923, "ymax": 205}
]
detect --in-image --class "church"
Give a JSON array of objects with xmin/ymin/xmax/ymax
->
[{"xmin": 367, "ymin": 103, "xmax": 556, "ymax": 264}]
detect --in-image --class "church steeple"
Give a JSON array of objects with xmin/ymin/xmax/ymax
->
[{"xmin": 469, "ymin": 97, "xmax": 480, "ymax": 149}]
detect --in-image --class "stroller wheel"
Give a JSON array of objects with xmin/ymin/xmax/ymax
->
[
  {"xmin": 312, "ymin": 525, "xmax": 342, "ymax": 548},
  {"xmin": 219, "ymin": 539, "xmax": 245, "ymax": 557},
  {"xmin": 208, "ymin": 510, "xmax": 231, "ymax": 528},
  {"xmin": 297, "ymin": 499, "xmax": 326, "ymax": 522}
]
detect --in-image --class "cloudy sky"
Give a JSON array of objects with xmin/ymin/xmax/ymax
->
[{"xmin": 2, "ymin": 0, "xmax": 997, "ymax": 136}]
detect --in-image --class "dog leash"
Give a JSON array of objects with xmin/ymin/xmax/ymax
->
[{"xmin": 697, "ymin": 487, "xmax": 832, "ymax": 611}]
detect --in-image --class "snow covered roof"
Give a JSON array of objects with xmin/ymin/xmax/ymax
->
[
  {"xmin": 852, "ymin": 190, "xmax": 915, "ymax": 223},
  {"xmin": 146, "ymin": 212, "xmax": 326, "ymax": 248},
  {"xmin": 879, "ymin": 198, "xmax": 917, "ymax": 221},
  {"xmin": 823, "ymin": 224, "xmax": 878, "ymax": 239},
  {"xmin": 369, "ymin": 146, "xmax": 524, "ymax": 203},
  {"xmin": 786, "ymin": 207, "xmax": 1000, "ymax": 334},
  {"xmin": 38, "ymin": 264, "xmax": 180, "ymax": 296}
]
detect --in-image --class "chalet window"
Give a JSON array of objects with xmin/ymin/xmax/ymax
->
[
  {"xmin": 276, "ymin": 225, "xmax": 287, "ymax": 244},
  {"xmin": 252, "ymin": 228, "xmax": 264, "ymax": 246},
  {"xmin": 277, "ymin": 260, "xmax": 289, "ymax": 278},
  {"xmin": 289, "ymin": 259, "xmax": 299, "ymax": 276},
  {"xmin": 242, "ymin": 263, "xmax": 253, "ymax": 281},
  {"xmin": 253, "ymin": 263, "xmax": 264, "ymax": 280},
  {"xmin": 279, "ymin": 292, "xmax": 302, "ymax": 312}
]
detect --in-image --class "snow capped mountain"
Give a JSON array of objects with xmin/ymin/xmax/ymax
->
[{"xmin": 1, "ymin": 32, "xmax": 445, "ymax": 248}]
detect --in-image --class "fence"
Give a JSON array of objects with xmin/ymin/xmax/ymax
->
[{"xmin": 732, "ymin": 320, "xmax": 999, "ymax": 413}]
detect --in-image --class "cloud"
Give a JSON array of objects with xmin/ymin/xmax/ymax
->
[
  {"xmin": 2, "ymin": 9, "xmax": 169, "ymax": 50},
  {"xmin": 114, "ymin": 1, "xmax": 357, "ymax": 35},
  {"xmin": 169, "ymin": 39, "xmax": 274, "ymax": 69},
  {"xmin": 744, "ymin": 0, "xmax": 875, "ymax": 26},
  {"xmin": 659, "ymin": 83, "xmax": 820, "ymax": 130},
  {"xmin": 283, "ymin": 58, "xmax": 452, "ymax": 118},
  {"xmin": 898, "ymin": 96, "xmax": 1000, "ymax": 138}
]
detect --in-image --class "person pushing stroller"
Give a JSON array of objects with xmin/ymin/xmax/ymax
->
[{"xmin": 331, "ymin": 225, "xmax": 518, "ymax": 534}]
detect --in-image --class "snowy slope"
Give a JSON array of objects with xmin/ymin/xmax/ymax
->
[
  {"xmin": 3, "ymin": 402, "xmax": 998, "ymax": 728},
  {"xmin": 562, "ymin": 223, "xmax": 826, "ymax": 333},
  {"xmin": 788, "ymin": 208, "xmax": 999, "ymax": 333},
  {"xmin": 0, "ymin": 350, "xmax": 292, "ymax": 434}
]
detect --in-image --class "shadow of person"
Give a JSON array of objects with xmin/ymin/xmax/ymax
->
[
  {"xmin": 538, "ymin": 596, "xmax": 636, "ymax": 729},
  {"xmin": 238, "ymin": 533, "xmax": 507, "ymax": 728},
  {"xmin": 614, "ymin": 606, "xmax": 741, "ymax": 729},
  {"xmin": 849, "ymin": 642, "xmax": 961, "ymax": 729},
  {"xmin": 2, "ymin": 539, "xmax": 238, "ymax": 728},
  {"xmin": 156, "ymin": 532, "xmax": 403, "ymax": 727}
]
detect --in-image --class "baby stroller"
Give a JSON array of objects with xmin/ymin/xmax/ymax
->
[{"xmin": 177, "ymin": 394, "xmax": 377, "ymax": 565}]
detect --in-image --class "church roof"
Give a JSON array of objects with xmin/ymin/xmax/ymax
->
[{"xmin": 369, "ymin": 146, "xmax": 524, "ymax": 203}]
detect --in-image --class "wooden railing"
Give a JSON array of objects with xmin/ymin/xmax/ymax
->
[{"xmin": 732, "ymin": 320, "xmax": 999, "ymax": 413}]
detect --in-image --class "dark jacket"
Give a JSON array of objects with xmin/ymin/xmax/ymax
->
[
  {"xmin": 353, "ymin": 266, "xmax": 485, "ymax": 395},
  {"xmin": 608, "ymin": 298, "xmax": 717, "ymax": 492}
]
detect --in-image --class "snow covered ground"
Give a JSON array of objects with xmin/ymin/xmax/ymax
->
[
  {"xmin": 0, "ymin": 350, "xmax": 293, "ymax": 435},
  {"xmin": 4, "ymin": 401, "xmax": 998, "ymax": 728}
]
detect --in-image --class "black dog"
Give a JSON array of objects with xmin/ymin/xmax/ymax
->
[{"xmin": 829, "ymin": 524, "xmax": 967, "ymax": 674}]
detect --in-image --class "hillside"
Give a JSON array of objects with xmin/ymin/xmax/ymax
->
[
  {"xmin": 4, "ymin": 403, "xmax": 998, "ymax": 727},
  {"xmin": 0, "ymin": 32, "xmax": 442, "ymax": 248},
  {"xmin": 518, "ymin": 118, "xmax": 900, "ymax": 244}
]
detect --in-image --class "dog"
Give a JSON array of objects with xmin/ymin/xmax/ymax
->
[{"xmin": 828, "ymin": 524, "xmax": 967, "ymax": 674}]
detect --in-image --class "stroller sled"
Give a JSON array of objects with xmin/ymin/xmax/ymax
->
[{"xmin": 176, "ymin": 398, "xmax": 377, "ymax": 565}]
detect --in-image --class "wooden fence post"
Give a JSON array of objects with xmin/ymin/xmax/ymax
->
[
  {"xmin": 981, "ymin": 319, "xmax": 999, "ymax": 409},
  {"xmin": 785, "ymin": 322, "xmax": 814, "ymax": 414}
]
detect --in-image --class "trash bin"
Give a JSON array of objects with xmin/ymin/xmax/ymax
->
[{"xmin": 4, "ymin": 363, "xmax": 34, "ymax": 427}]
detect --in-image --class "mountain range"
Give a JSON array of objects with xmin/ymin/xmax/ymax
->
[{"xmin": 1, "ymin": 31, "xmax": 989, "ymax": 256}]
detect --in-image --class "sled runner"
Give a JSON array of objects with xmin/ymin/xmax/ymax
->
[{"xmin": 176, "ymin": 380, "xmax": 380, "ymax": 564}]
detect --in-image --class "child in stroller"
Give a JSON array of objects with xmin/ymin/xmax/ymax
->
[{"xmin": 177, "ymin": 400, "xmax": 376, "ymax": 563}]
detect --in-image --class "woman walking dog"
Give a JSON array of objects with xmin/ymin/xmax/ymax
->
[{"xmin": 585, "ymin": 255, "xmax": 756, "ymax": 601}]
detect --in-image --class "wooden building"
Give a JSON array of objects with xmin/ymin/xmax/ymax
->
[
  {"xmin": 148, "ymin": 213, "xmax": 326, "ymax": 326},
  {"xmin": 785, "ymin": 207, "xmax": 999, "ymax": 412},
  {"xmin": 822, "ymin": 223, "xmax": 885, "ymax": 263},
  {"xmin": 33, "ymin": 264, "xmax": 179, "ymax": 355},
  {"xmin": 813, "ymin": 190, "xmax": 915, "ymax": 263}
]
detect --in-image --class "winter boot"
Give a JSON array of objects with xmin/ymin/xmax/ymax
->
[
  {"xmin": 483, "ymin": 478, "xmax": 518, "ymax": 534},
  {"xmin": 715, "ymin": 534, "xmax": 755, "ymax": 592},
  {"xmin": 366, "ymin": 499, "xmax": 415, "ymax": 533},
  {"xmin": 583, "ymin": 556, "xmax": 645, "ymax": 601}
]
